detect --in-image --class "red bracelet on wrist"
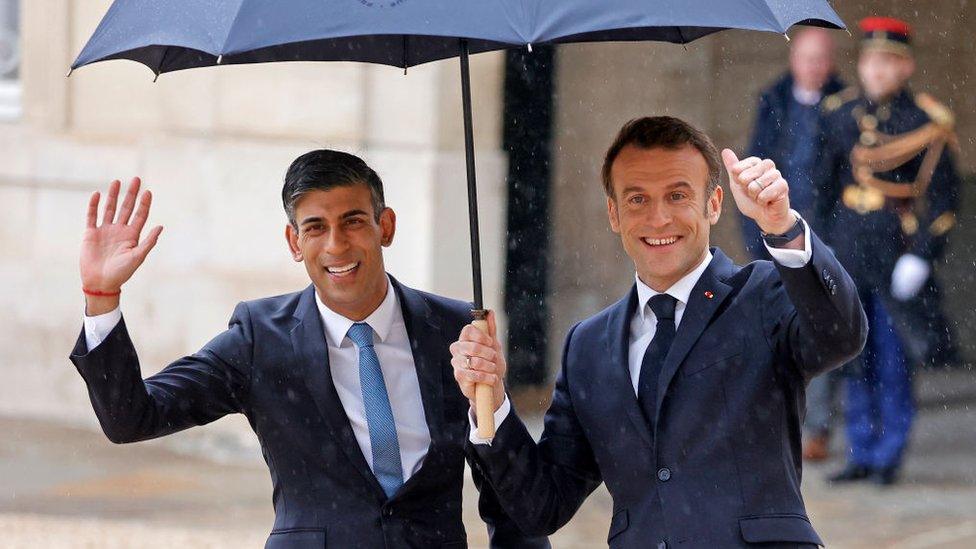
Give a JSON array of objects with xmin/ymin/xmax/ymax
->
[{"xmin": 83, "ymin": 288, "xmax": 121, "ymax": 297}]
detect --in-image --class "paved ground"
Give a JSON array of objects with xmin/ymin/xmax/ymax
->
[{"xmin": 2, "ymin": 368, "xmax": 974, "ymax": 548}]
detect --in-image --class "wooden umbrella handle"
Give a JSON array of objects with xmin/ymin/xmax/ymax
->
[{"xmin": 471, "ymin": 310, "xmax": 495, "ymax": 440}]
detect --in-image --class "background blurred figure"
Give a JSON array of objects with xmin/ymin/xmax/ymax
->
[
  {"xmin": 816, "ymin": 17, "xmax": 962, "ymax": 486},
  {"xmin": 741, "ymin": 27, "xmax": 844, "ymax": 261},
  {"xmin": 740, "ymin": 27, "xmax": 845, "ymax": 462}
]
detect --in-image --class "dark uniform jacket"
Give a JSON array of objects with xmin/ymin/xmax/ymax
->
[
  {"xmin": 69, "ymin": 277, "xmax": 548, "ymax": 549},
  {"xmin": 814, "ymin": 87, "xmax": 961, "ymax": 292}
]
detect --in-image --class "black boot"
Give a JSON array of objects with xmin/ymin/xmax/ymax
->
[
  {"xmin": 827, "ymin": 464, "xmax": 871, "ymax": 484},
  {"xmin": 870, "ymin": 466, "xmax": 899, "ymax": 486}
]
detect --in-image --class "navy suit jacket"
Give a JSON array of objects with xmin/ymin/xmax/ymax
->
[
  {"xmin": 70, "ymin": 276, "xmax": 548, "ymax": 549},
  {"xmin": 740, "ymin": 72, "xmax": 845, "ymax": 260},
  {"xmin": 471, "ymin": 234, "xmax": 867, "ymax": 548}
]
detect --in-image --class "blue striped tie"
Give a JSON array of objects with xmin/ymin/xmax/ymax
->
[{"xmin": 347, "ymin": 322, "xmax": 404, "ymax": 498}]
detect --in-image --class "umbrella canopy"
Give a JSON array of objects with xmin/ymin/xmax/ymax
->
[
  {"xmin": 69, "ymin": 0, "xmax": 845, "ymax": 438},
  {"xmin": 71, "ymin": 0, "xmax": 843, "ymax": 74}
]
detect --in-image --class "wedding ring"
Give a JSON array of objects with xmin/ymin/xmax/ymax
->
[
  {"xmin": 752, "ymin": 179, "xmax": 766, "ymax": 190},
  {"xmin": 464, "ymin": 356, "xmax": 471, "ymax": 369}
]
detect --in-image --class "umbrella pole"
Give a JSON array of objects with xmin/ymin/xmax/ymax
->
[{"xmin": 460, "ymin": 39, "xmax": 495, "ymax": 440}]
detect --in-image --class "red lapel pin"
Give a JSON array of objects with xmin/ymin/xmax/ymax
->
[{"xmin": 704, "ymin": 291, "xmax": 714, "ymax": 299}]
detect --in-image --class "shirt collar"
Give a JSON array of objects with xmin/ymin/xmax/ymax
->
[
  {"xmin": 635, "ymin": 250, "xmax": 713, "ymax": 322},
  {"xmin": 315, "ymin": 275, "xmax": 398, "ymax": 348},
  {"xmin": 792, "ymin": 85, "xmax": 823, "ymax": 106}
]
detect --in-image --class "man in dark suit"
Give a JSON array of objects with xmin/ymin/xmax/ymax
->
[
  {"xmin": 451, "ymin": 117, "xmax": 867, "ymax": 548},
  {"xmin": 741, "ymin": 27, "xmax": 844, "ymax": 261},
  {"xmin": 70, "ymin": 150, "xmax": 547, "ymax": 548},
  {"xmin": 742, "ymin": 27, "xmax": 845, "ymax": 463}
]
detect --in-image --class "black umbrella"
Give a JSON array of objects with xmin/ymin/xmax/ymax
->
[{"xmin": 70, "ymin": 0, "xmax": 845, "ymax": 438}]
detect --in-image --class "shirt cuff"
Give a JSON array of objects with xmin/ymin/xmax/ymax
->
[
  {"xmin": 764, "ymin": 210, "xmax": 812, "ymax": 268},
  {"xmin": 468, "ymin": 395, "xmax": 512, "ymax": 445},
  {"xmin": 84, "ymin": 307, "xmax": 122, "ymax": 352}
]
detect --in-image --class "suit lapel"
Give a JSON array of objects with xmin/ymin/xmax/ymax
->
[
  {"xmin": 654, "ymin": 250, "xmax": 737, "ymax": 426},
  {"xmin": 606, "ymin": 287, "xmax": 653, "ymax": 447},
  {"xmin": 290, "ymin": 285, "xmax": 386, "ymax": 499},
  {"xmin": 386, "ymin": 277, "xmax": 447, "ymax": 499},
  {"xmin": 391, "ymin": 277, "xmax": 445, "ymax": 440}
]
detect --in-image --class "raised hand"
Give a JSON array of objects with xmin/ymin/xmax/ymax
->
[
  {"xmin": 449, "ymin": 311, "xmax": 507, "ymax": 414},
  {"xmin": 722, "ymin": 149, "xmax": 796, "ymax": 235},
  {"xmin": 80, "ymin": 178, "xmax": 163, "ymax": 313}
]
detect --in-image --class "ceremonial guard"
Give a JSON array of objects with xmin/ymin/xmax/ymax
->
[{"xmin": 816, "ymin": 17, "xmax": 962, "ymax": 485}]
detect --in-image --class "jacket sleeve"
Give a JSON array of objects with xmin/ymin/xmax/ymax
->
[
  {"xmin": 470, "ymin": 457, "xmax": 552, "ymax": 549},
  {"xmin": 68, "ymin": 303, "xmax": 253, "ymax": 444},
  {"xmin": 762, "ymin": 230, "xmax": 868, "ymax": 381},
  {"xmin": 468, "ymin": 323, "xmax": 603, "ymax": 537},
  {"xmin": 910, "ymin": 146, "xmax": 962, "ymax": 260}
]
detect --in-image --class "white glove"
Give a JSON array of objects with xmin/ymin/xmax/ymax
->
[{"xmin": 890, "ymin": 254, "xmax": 930, "ymax": 301}]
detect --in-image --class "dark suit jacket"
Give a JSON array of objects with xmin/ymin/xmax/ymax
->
[
  {"xmin": 747, "ymin": 73, "xmax": 845, "ymax": 175},
  {"xmin": 740, "ymin": 72, "xmax": 845, "ymax": 260},
  {"xmin": 470, "ymin": 234, "xmax": 867, "ymax": 548},
  {"xmin": 70, "ymin": 276, "xmax": 548, "ymax": 549}
]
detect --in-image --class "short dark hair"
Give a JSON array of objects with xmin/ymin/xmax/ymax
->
[
  {"xmin": 282, "ymin": 149, "xmax": 386, "ymax": 226},
  {"xmin": 601, "ymin": 116, "xmax": 722, "ymax": 200}
]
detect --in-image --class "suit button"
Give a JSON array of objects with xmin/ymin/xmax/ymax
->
[
  {"xmin": 383, "ymin": 507, "xmax": 394, "ymax": 517},
  {"xmin": 657, "ymin": 467, "xmax": 672, "ymax": 482}
]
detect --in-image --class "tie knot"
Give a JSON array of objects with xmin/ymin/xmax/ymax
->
[
  {"xmin": 347, "ymin": 322, "xmax": 375, "ymax": 348},
  {"xmin": 648, "ymin": 294, "xmax": 677, "ymax": 321}
]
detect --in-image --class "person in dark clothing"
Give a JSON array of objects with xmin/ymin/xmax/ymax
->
[
  {"xmin": 69, "ymin": 151, "xmax": 548, "ymax": 548},
  {"xmin": 742, "ymin": 27, "xmax": 845, "ymax": 461},
  {"xmin": 743, "ymin": 28, "xmax": 844, "ymax": 259},
  {"xmin": 452, "ymin": 116, "xmax": 867, "ymax": 548},
  {"xmin": 816, "ymin": 17, "xmax": 962, "ymax": 486}
]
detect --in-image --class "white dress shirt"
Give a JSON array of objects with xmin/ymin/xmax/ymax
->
[
  {"xmin": 627, "ymin": 249, "xmax": 712, "ymax": 393},
  {"xmin": 792, "ymin": 86, "xmax": 823, "ymax": 107},
  {"xmin": 470, "ymin": 211, "xmax": 813, "ymax": 444},
  {"xmin": 84, "ymin": 276, "xmax": 431, "ymax": 483},
  {"xmin": 315, "ymin": 277, "xmax": 430, "ymax": 482}
]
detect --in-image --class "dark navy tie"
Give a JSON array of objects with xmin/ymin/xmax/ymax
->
[
  {"xmin": 637, "ymin": 294, "xmax": 678, "ymax": 430},
  {"xmin": 347, "ymin": 322, "xmax": 404, "ymax": 498}
]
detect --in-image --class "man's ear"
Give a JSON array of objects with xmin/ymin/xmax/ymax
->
[
  {"xmin": 379, "ymin": 207, "xmax": 396, "ymax": 247},
  {"xmin": 707, "ymin": 185, "xmax": 724, "ymax": 225},
  {"xmin": 608, "ymin": 197, "xmax": 621, "ymax": 234},
  {"xmin": 285, "ymin": 224, "xmax": 303, "ymax": 262}
]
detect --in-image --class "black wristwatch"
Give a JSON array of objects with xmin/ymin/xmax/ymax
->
[{"xmin": 761, "ymin": 216, "xmax": 805, "ymax": 248}]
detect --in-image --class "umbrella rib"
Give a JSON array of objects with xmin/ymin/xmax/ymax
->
[
  {"xmin": 155, "ymin": 45, "xmax": 171, "ymax": 78},
  {"xmin": 675, "ymin": 26, "xmax": 686, "ymax": 44},
  {"xmin": 754, "ymin": 1, "xmax": 788, "ymax": 33},
  {"xmin": 218, "ymin": 0, "xmax": 250, "ymax": 57}
]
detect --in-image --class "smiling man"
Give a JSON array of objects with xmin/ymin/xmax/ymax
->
[
  {"xmin": 70, "ymin": 150, "xmax": 547, "ymax": 548},
  {"xmin": 451, "ymin": 117, "xmax": 867, "ymax": 548}
]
